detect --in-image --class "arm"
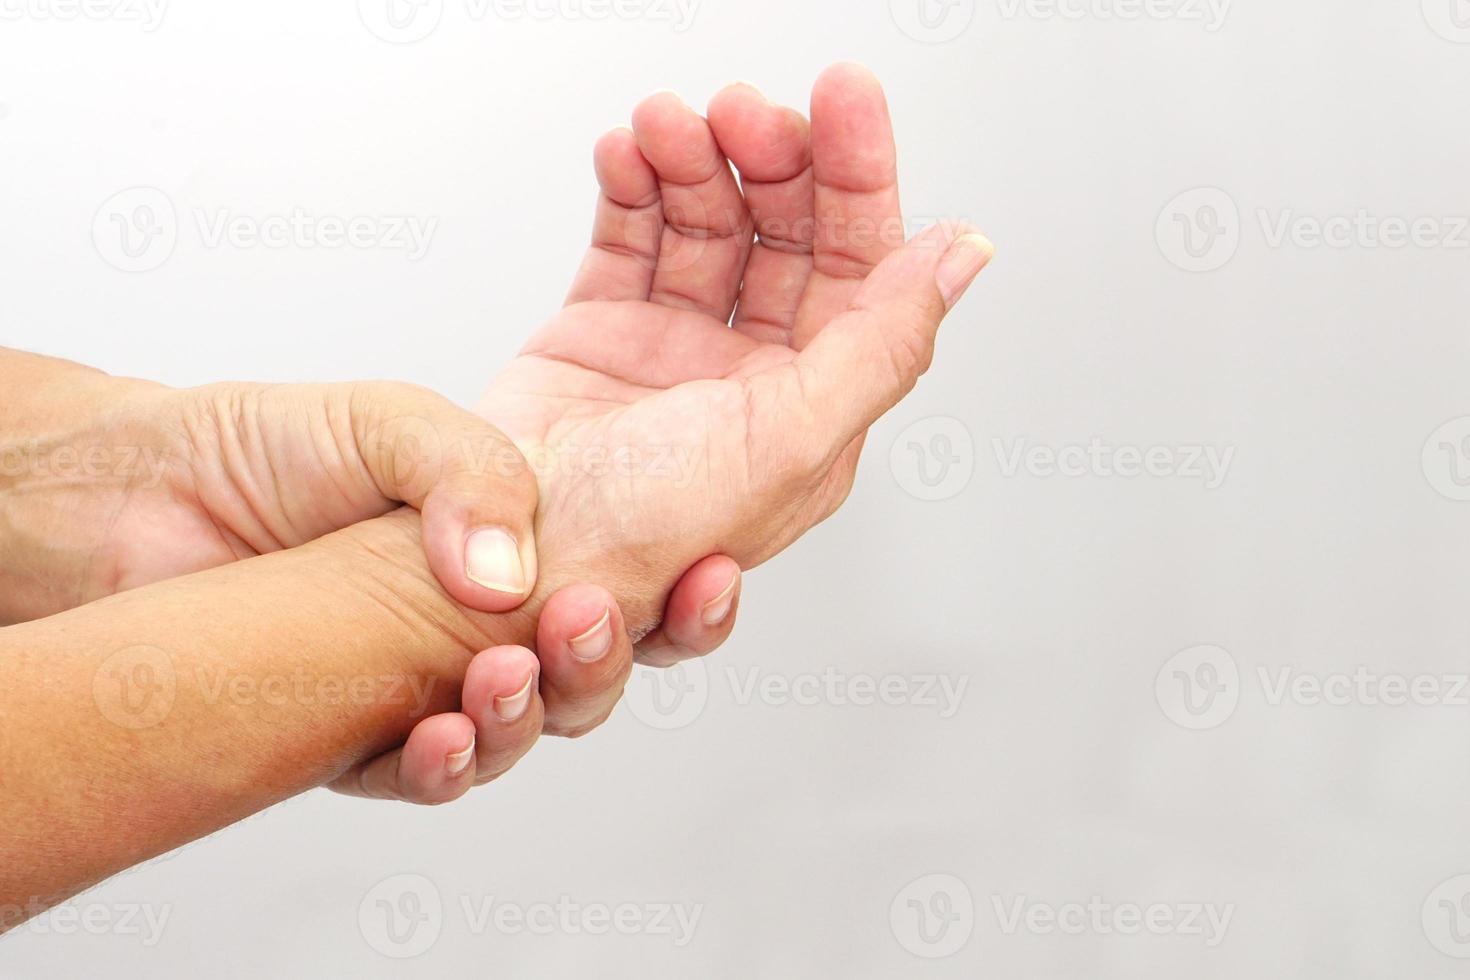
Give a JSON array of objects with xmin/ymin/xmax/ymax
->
[
  {"xmin": 0, "ymin": 348, "xmax": 740, "ymax": 806},
  {"xmin": 0, "ymin": 347, "xmax": 544, "ymax": 627},
  {"xmin": 0, "ymin": 508, "xmax": 574, "ymax": 927}
]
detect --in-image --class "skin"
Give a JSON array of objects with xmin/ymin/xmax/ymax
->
[
  {"xmin": 477, "ymin": 64, "xmax": 991, "ymax": 630},
  {"xmin": 0, "ymin": 63, "xmax": 994, "ymax": 926},
  {"xmin": 0, "ymin": 354, "xmax": 740, "ymax": 798}
]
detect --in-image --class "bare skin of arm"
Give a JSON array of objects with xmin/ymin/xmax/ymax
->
[
  {"xmin": 0, "ymin": 346, "xmax": 735, "ymax": 803},
  {"xmin": 0, "ymin": 509, "xmax": 621, "ymax": 927}
]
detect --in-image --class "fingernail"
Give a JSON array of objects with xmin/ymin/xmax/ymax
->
[
  {"xmin": 701, "ymin": 574, "xmax": 739, "ymax": 626},
  {"xmin": 568, "ymin": 608, "xmax": 613, "ymax": 663},
  {"xmin": 465, "ymin": 527, "xmax": 526, "ymax": 594},
  {"xmin": 731, "ymin": 80, "xmax": 767, "ymax": 100},
  {"xmin": 493, "ymin": 671, "xmax": 536, "ymax": 723},
  {"xmin": 936, "ymin": 233, "xmax": 995, "ymax": 310},
  {"xmin": 445, "ymin": 739, "xmax": 475, "ymax": 777}
]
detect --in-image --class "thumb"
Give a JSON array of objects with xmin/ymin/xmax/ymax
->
[
  {"xmin": 345, "ymin": 381, "xmax": 539, "ymax": 614},
  {"xmin": 778, "ymin": 222, "xmax": 994, "ymax": 447}
]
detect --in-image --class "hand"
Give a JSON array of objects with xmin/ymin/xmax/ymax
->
[
  {"xmin": 478, "ymin": 63, "xmax": 993, "ymax": 631},
  {"xmin": 0, "ymin": 369, "xmax": 737, "ymax": 797},
  {"xmin": 0, "ymin": 375, "xmax": 544, "ymax": 621}
]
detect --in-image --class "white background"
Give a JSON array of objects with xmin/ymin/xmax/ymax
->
[{"xmin": 3, "ymin": 0, "xmax": 1470, "ymax": 975}]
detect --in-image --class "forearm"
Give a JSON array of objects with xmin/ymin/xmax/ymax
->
[
  {"xmin": 0, "ymin": 348, "xmax": 95, "ymax": 429},
  {"xmin": 0, "ymin": 509, "xmax": 533, "ymax": 927},
  {"xmin": 0, "ymin": 348, "xmax": 172, "ymax": 623}
]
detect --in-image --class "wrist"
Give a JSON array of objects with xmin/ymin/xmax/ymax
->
[{"xmin": 310, "ymin": 508, "xmax": 541, "ymax": 695}]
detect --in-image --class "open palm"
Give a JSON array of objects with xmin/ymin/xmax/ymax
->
[{"xmin": 478, "ymin": 65, "xmax": 992, "ymax": 632}]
